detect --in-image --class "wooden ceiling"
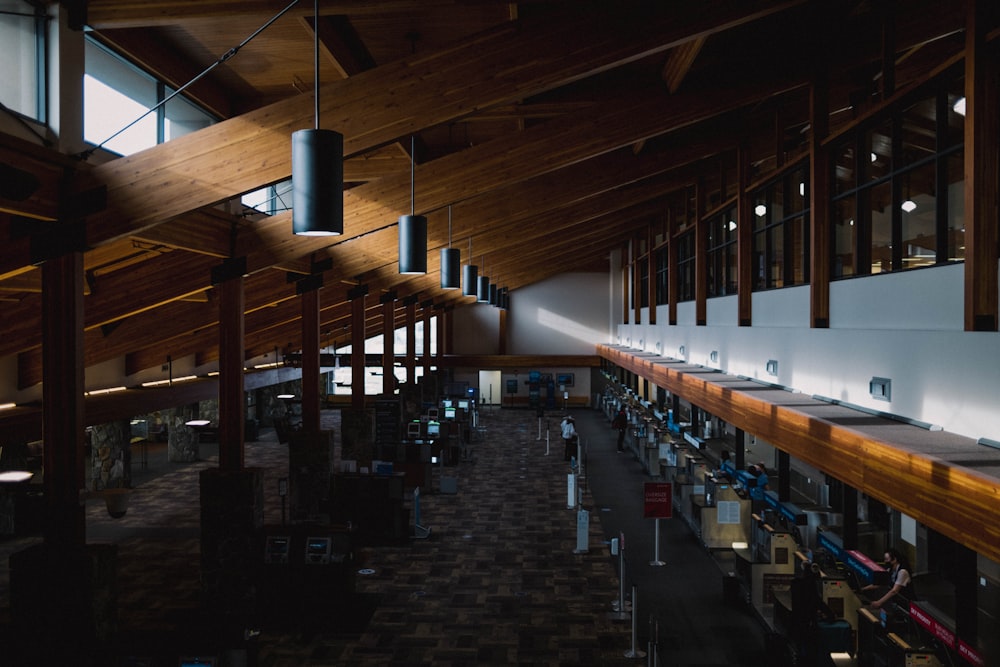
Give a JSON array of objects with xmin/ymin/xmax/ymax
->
[{"xmin": 0, "ymin": 0, "xmax": 974, "ymax": 388}]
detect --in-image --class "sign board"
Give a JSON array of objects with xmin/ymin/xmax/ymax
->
[{"xmin": 643, "ymin": 482, "xmax": 673, "ymax": 519}]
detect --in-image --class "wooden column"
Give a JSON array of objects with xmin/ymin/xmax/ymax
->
[
  {"xmin": 736, "ymin": 143, "xmax": 753, "ymax": 326},
  {"xmin": 421, "ymin": 299, "xmax": 433, "ymax": 376},
  {"xmin": 436, "ymin": 304, "xmax": 447, "ymax": 356},
  {"xmin": 498, "ymin": 307, "xmax": 508, "ymax": 355},
  {"xmin": 809, "ymin": 68, "xmax": 831, "ymax": 328},
  {"xmin": 443, "ymin": 305, "xmax": 453, "ymax": 355},
  {"xmin": 381, "ymin": 290, "xmax": 397, "ymax": 396},
  {"xmin": 647, "ymin": 224, "xmax": 656, "ymax": 325},
  {"xmin": 964, "ymin": 0, "xmax": 1000, "ymax": 332},
  {"xmin": 349, "ymin": 285, "xmax": 368, "ymax": 412},
  {"xmin": 299, "ymin": 285, "xmax": 321, "ymax": 433},
  {"xmin": 622, "ymin": 246, "xmax": 630, "ymax": 324},
  {"xmin": 695, "ymin": 180, "xmax": 707, "ymax": 326},
  {"xmin": 668, "ymin": 222, "xmax": 679, "ymax": 326},
  {"xmin": 216, "ymin": 267, "xmax": 245, "ymax": 471},
  {"xmin": 631, "ymin": 236, "xmax": 641, "ymax": 325},
  {"xmin": 41, "ymin": 249, "xmax": 86, "ymax": 548},
  {"xmin": 404, "ymin": 294, "xmax": 418, "ymax": 384}
]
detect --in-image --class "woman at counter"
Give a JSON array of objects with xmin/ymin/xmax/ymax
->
[{"xmin": 866, "ymin": 548, "xmax": 914, "ymax": 610}]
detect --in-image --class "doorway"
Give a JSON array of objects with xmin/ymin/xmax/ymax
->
[{"xmin": 478, "ymin": 370, "xmax": 502, "ymax": 407}]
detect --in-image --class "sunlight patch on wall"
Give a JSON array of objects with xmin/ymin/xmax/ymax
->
[{"xmin": 536, "ymin": 308, "xmax": 605, "ymax": 345}]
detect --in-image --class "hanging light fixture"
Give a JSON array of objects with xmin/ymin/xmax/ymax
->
[
  {"xmin": 399, "ymin": 135, "xmax": 427, "ymax": 274},
  {"xmin": 440, "ymin": 205, "xmax": 461, "ymax": 289},
  {"xmin": 292, "ymin": 0, "xmax": 343, "ymax": 236},
  {"xmin": 477, "ymin": 255, "xmax": 491, "ymax": 302},
  {"xmin": 462, "ymin": 237, "xmax": 478, "ymax": 297}
]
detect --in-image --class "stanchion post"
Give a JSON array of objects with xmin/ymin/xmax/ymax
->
[
  {"xmin": 624, "ymin": 584, "xmax": 647, "ymax": 659},
  {"xmin": 649, "ymin": 518, "xmax": 665, "ymax": 566},
  {"xmin": 609, "ymin": 533, "xmax": 630, "ymax": 620}
]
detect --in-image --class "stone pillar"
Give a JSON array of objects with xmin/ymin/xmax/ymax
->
[
  {"xmin": 168, "ymin": 424, "xmax": 201, "ymax": 462},
  {"xmin": 90, "ymin": 419, "xmax": 132, "ymax": 490},
  {"xmin": 200, "ymin": 467, "xmax": 263, "ymax": 621}
]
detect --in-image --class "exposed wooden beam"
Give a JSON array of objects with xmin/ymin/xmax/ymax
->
[{"xmin": 83, "ymin": 1, "xmax": 805, "ymax": 246}]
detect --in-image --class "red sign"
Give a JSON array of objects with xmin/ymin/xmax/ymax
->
[
  {"xmin": 644, "ymin": 482, "xmax": 672, "ymax": 519},
  {"xmin": 957, "ymin": 639, "xmax": 984, "ymax": 666},
  {"xmin": 909, "ymin": 602, "xmax": 955, "ymax": 649}
]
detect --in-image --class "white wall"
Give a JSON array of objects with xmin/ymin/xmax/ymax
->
[
  {"xmin": 616, "ymin": 264, "xmax": 1000, "ymax": 441},
  {"xmin": 507, "ymin": 272, "xmax": 609, "ymax": 355}
]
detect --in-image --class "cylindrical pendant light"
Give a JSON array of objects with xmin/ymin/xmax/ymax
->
[
  {"xmin": 489, "ymin": 283, "xmax": 498, "ymax": 305},
  {"xmin": 477, "ymin": 275, "xmax": 490, "ymax": 302},
  {"xmin": 293, "ymin": 130, "xmax": 343, "ymax": 235},
  {"xmin": 440, "ymin": 206, "xmax": 461, "ymax": 289},
  {"xmin": 477, "ymin": 255, "xmax": 490, "ymax": 302},
  {"xmin": 293, "ymin": 0, "xmax": 343, "ymax": 236},
  {"xmin": 462, "ymin": 237, "xmax": 478, "ymax": 296},
  {"xmin": 399, "ymin": 136, "xmax": 427, "ymax": 274}
]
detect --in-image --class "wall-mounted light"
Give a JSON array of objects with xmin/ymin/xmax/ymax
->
[
  {"xmin": 953, "ymin": 96, "xmax": 966, "ymax": 116},
  {"xmin": 900, "ymin": 199, "xmax": 917, "ymax": 213},
  {"xmin": 678, "ymin": 345, "xmax": 686, "ymax": 358},
  {"xmin": 754, "ymin": 204, "xmax": 767, "ymax": 217},
  {"xmin": 869, "ymin": 377, "xmax": 891, "ymax": 402},
  {"xmin": 638, "ymin": 338, "xmax": 644, "ymax": 348},
  {"xmin": 765, "ymin": 359, "xmax": 778, "ymax": 376},
  {"xmin": 709, "ymin": 350, "xmax": 719, "ymax": 363}
]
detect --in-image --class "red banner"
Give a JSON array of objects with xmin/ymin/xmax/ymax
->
[{"xmin": 644, "ymin": 482, "xmax": 672, "ymax": 519}]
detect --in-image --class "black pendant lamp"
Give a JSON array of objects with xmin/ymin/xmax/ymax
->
[
  {"xmin": 440, "ymin": 206, "xmax": 461, "ymax": 289},
  {"xmin": 462, "ymin": 237, "xmax": 478, "ymax": 297},
  {"xmin": 399, "ymin": 136, "xmax": 427, "ymax": 274},
  {"xmin": 477, "ymin": 256, "xmax": 490, "ymax": 302},
  {"xmin": 292, "ymin": 0, "xmax": 343, "ymax": 236}
]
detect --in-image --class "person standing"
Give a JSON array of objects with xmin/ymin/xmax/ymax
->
[
  {"xmin": 561, "ymin": 415, "xmax": 577, "ymax": 462},
  {"xmin": 866, "ymin": 548, "xmax": 914, "ymax": 609},
  {"xmin": 612, "ymin": 407, "xmax": 627, "ymax": 453}
]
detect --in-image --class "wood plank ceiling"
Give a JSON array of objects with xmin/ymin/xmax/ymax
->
[{"xmin": 0, "ymin": 0, "xmax": 971, "ymax": 389}]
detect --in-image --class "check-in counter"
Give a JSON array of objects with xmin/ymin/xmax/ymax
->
[
  {"xmin": 697, "ymin": 480, "xmax": 752, "ymax": 550},
  {"xmin": 856, "ymin": 604, "xmax": 948, "ymax": 667},
  {"xmin": 734, "ymin": 520, "xmax": 799, "ymax": 623},
  {"xmin": 676, "ymin": 454, "xmax": 707, "ymax": 532}
]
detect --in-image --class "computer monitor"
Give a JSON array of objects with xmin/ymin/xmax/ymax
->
[
  {"xmin": 264, "ymin": 535, "xmax": 290, "ymax": 565},
  {"xmin": 442, "ymin": 399, "xmax": 453, "ymax": 408},
  {"xmin": 427, "ymin": 420, "xmax": 441, "ymax": 437},
  {"xmin": 426, "ymin": 407, "xmax": 439, "ymax": 420},
  {"xmin": 305, "ymin": 536, "xmax": 331, "ymax": 565},
  {"xmin": 407, "ymin": 421, "xmax": 422, "ymax": 438},
  {"xmin": 458, "ymin": 399, "xmax": 469, "ymax": 410},
  {"xmin": 444, "ymin": 406, "xmax": 456, "ymax": 420}
]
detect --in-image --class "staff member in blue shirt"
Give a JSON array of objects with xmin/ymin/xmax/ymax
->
[{"xmin": 748, "ymin": 463, "xmax": 770, "ymax": 500}]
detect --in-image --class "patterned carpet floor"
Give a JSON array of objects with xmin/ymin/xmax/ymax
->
[{"xmin": 1, "ymin": 407, "xmax": 634, "ymax": 666}]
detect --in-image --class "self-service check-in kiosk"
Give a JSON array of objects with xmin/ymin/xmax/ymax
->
[
  {"xmin": 264, "ymin": 535, "xmax": 291, "ymax": 565},
  {"xmin": 305, "ymin": 535, "xmax": 332, "ymax": 565}
]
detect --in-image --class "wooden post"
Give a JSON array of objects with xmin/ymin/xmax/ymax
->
[
  {"xmin": 217, "ymin": 272, "xmax": 245, "ymax": 470},
  {"xmin": 42, "ymin": 250, "xmax": 86, "ymax": 548},
  {"xmin": 300, "ymin": 286, "xmax": 321, "ymax": 433}
]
